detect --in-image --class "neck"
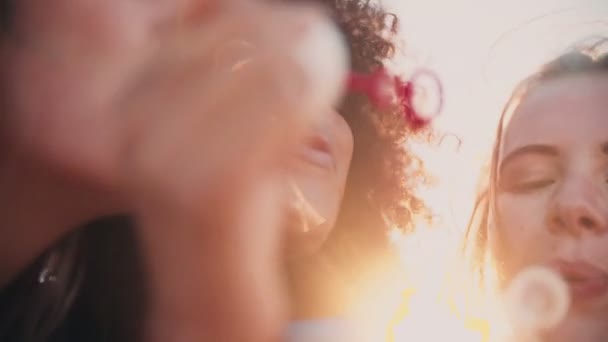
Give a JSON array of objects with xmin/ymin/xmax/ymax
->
[{"xmin": 0, "ymin": 152, "xmax": 121, "ymax": 288}]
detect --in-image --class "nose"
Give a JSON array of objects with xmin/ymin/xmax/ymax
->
[{"xmin": 547, "ymin": 178, "xmax": 608, "ymax": 236}]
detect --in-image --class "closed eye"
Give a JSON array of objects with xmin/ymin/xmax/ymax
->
[{"xmin": 506, "ymin": 179, "xmax": 555, "ymax": 193}]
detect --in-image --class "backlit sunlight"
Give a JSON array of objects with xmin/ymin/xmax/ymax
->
[{"xmin": 373, "ymin": 0, "xmax": 608, "ymax": 340}]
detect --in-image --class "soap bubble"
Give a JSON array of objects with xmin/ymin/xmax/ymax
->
[{"xmin": 504, "ymin": 266, "xmax": 570, "ymax": 334}]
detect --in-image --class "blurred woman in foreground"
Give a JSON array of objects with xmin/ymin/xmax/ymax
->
[{"xmin": 0, "ymin": 0, "xmax": 430, "ymax": 341}]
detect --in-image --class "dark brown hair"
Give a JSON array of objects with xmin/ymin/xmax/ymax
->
[
  {"xmin": 462, "ymin": 39, "xmax": 608, "ymax": 285},
  {"xmin": 285, "ymin": 0, "xmax": 430, "ymax": 317}
]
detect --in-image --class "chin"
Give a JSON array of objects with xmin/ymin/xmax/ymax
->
[{"xmin": 536, "ymin": 306, "xmax": 608, "ymax": 342}]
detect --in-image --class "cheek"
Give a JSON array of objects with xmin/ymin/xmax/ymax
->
[
  {"xmin": 6, "ymin": 38, "xmax": 142, "ymax": 163},
  {"xmin": 296, "ymin": 175, "xmax": 342, "ymax": 230},
  {"xmin": 4, "ymin": 1, "xmax": 159, "ymax": 178},
  {"xmin": 492, "ymin": 194, "xmax": 554, "ymax": 278},
  {"xmin": 9, "ymin": 1, "xmax": 156, "ymax": 118},
  {"xmin": 334, "ymin": 116, "xmax": 354, "ymax": 193},
  {"xmin": 584, "ymin": 236, "xmax": 608, "ymax": 268},
  {"xmin": 285, "ymin": 174, "xmax": 343, "ymax": 258}
]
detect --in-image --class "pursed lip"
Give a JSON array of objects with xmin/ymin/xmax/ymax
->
[
  {"xmin": 547, "ymin": 260, "xmax": 608, "ymax": 304},
  {"xmin": 296, "ymin": 135, "xmax": 335, "ymax": 170}
]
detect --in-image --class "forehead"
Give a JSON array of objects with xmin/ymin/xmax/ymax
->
[{"xmin": 501, "ymin": 74, "xmax": 608, "ymax": 159}]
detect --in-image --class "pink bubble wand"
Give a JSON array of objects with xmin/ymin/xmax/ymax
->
[{"xmin": 347, "ymin": 68, "xmax": 443, "ymax": 130}]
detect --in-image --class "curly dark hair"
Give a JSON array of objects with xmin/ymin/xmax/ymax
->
[
  {"xmin": 327, "ymin": 0, "xmax": 428, "ymax": 232},
  {"xmin": 0, "ymin": 0, "xmax": 430, "ymax": 340},
  {"xmin": 285, "ymin": 0, "xmax": 429, "ymax": 317},
  {"xmin": 463, "ymin": 40, "xmax": 608, "ymax": 286}
]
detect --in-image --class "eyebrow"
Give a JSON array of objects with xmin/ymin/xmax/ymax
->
[{"xmin": 499, "ymin": 144, "xmax": 559, "ymax": 173}]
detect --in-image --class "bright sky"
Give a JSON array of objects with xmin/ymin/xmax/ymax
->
[
  {"xmin": 365, "ymin": 1, "xmax": 608, "ymax": 340},
  {"xmin": 383, "ymin": 0, "xmax": 608, "ymax": 232}
]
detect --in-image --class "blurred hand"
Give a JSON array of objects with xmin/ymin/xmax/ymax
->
[
  {"xmin": 5, "ymin": 0, "xmax": 348, "ymax": 339},
  {"xmin": 113, "ymin": 3, "xmax": 348, "ymax": 342}
]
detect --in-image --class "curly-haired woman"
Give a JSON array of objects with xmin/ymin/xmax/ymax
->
[{"xmin": 0, "ymin": 0, "xmax": 429, "ymax": 341}]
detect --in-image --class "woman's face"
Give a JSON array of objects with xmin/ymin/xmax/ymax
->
[{"xmin": 493, "ymin": 73, "xmax": 608, "ymax": 339}]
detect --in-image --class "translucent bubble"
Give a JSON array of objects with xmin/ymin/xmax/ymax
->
[
  {"xmin": 504, "ymin": 266, "xmax": 570, "ymax": 333},
  {"xmin": 409, "ymin": 69, "xmax": 443, "ymax": 121}
]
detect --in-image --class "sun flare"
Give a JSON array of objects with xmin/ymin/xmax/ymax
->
[{"xmin": 366, "ymin": 1, "xmax": 607, "ymax": 341}]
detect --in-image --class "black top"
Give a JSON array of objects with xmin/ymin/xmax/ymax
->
[{"xmin": 0, "ymin": 216, "xmax": 145, "ymax": 342}]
